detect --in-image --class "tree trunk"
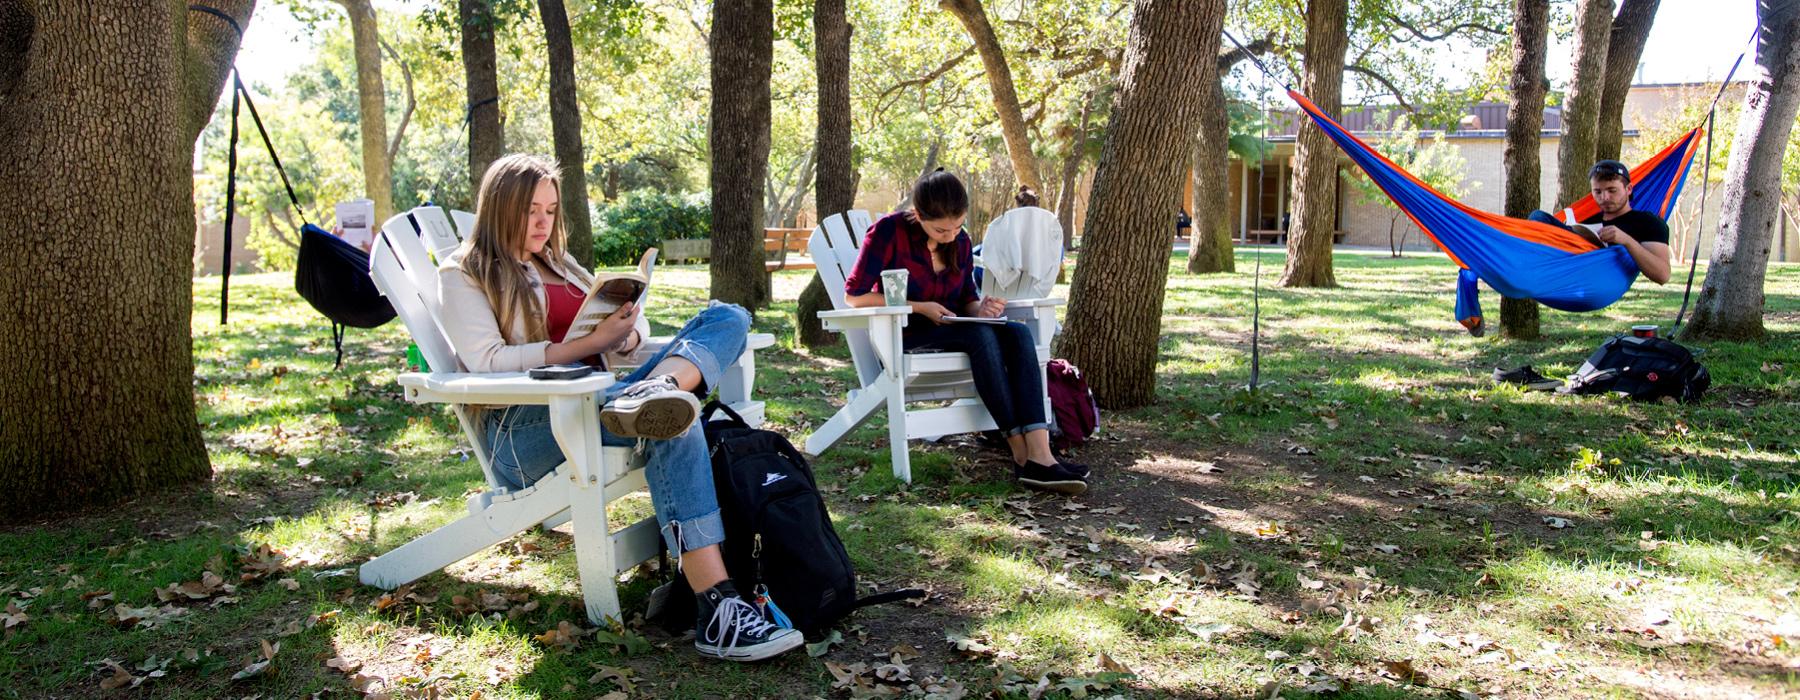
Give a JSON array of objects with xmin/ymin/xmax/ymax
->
[
  {"xmin": 538, "ymin": 0, "xmax": 593, "ymax": 266},
  {"xmin": 1596, "ymin": 0, "xmax": 1661, "ymax": 162},
  {"xmin": 1188, "ymin": 65, "xmax": 1235, "ymax": 274},
  {"xmin": 1685, "ymin": 4, "xmax": 1800, "ymax": 341},
  {"xmin": 337, "ymin": 0, "xmax": 394, "ymax": 222},
  {"xmin": 1500, "ymin": 0, "xmax": 1550, "ymax": 340},
  {"xmin": 797, "ymin": 0, "xmax": 853, "ymax": 348},
  {"xmin": 939, "ymin": 0, "xmax": 1042, "ymax": 192},
  {"xmin": 1061, "ymin": 0, "xmax": 1223, "ymax": 409},
  {"xmin": 1280, "ymin": 0, "xmax": 1349, "ymax": 288},
  {"xmin": 1056, "ymin": 91, "xmax": 1093, "ymax": 253},
  {"xmin": 708, "ymin": 0, "xmax": 774, "ymax": 309},
  {"xmin": 1558, "ymin": 0, "xmax": 1613, "ymax": 209},
  {"xmin": 461, "ymin": 0, "xmax": 503, "ymax": 194},
  {"xmin": 0, "ymin": 0, "xmax": 251, "ymax": 521}
]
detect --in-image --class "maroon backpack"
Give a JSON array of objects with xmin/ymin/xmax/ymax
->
[{"xmin": 1046, "ymin": 359, "xmax": 1100, "ymax": 449}]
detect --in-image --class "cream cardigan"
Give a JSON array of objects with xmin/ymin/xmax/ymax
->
[{"xmin": 436, "ymin": 248, "xmax": 652, "ymax": 373}]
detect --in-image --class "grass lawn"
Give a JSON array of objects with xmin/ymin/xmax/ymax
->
[{"xmin": 3, "ymin": 248, "xmax": 1797, "ymax": 699}]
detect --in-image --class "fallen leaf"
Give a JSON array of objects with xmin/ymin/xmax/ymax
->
[
  {"xmin": 587, "ymin": 663, "xmax": 636, "ymax": 694},
  {"xmin": 945, "ymin": 631, "xmax": 995, "ymax": 658},
  {"xmin": 1380, "ymin": 658, "xmax": 1429, "ymax": 684},
  {"xmin": 99, "ymin": 661, "xmax": 143, "ymax": 691},
  {"xmin": 1185, "ymin": 621, "xmax": 1234, "ymax": 641},
  {"xmin": 230, "ymin": 639, "xmax": 278, "ymax": 681},
  {"xmin": 807, "ymin": 629, "xmax": 845, "ymax": 657},
  {"xmin": 1096, "ymin": 651, "xmax": 1134, "ymax": 675},
  {"xmin": 534, "ymin": 621, "xmax": 589, "ymax": 651}
]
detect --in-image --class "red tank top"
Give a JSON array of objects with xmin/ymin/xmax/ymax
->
[{"xmin": 542, "ymin": 281, "xmax": 584, "ymax": 343}]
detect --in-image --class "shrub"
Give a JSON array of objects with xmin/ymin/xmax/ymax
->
[{"xmin": 593, "ymin": 190, "xmax": 710, "ymax": 266}]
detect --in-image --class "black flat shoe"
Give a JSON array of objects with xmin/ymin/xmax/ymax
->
[{"xmin": 1015, "ymin": 461, "xmax": 1088, "ymax": 495}]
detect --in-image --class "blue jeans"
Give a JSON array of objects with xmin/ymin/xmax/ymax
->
[
  {"xmin": 904, "ymin": 320, "xmax": 1048, "ymax": 436},
  {"xmin": 480, "ymin": 302, "xmax": 751, "ymax": 557},
  {"xmin": 1527, "ymin": 209, "xmax": 1572, "ymax": 230}
]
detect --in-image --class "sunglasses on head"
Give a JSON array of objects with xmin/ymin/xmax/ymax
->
[
  {"xmin": 595, "ymin": 278, "xmax": 645, "ymax": 305},
  {"xmin": 1591, "ymin": 161, "xmax": 1629, "ymax": 179}
]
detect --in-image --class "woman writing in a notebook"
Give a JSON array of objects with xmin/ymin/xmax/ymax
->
[
  {"xmin": 841, "ymin": 170, "xmax": 1090, "ymax": 495},
  {"xmin": 436, "ymin": 154, "xmax": 801, "ymax": 662}
]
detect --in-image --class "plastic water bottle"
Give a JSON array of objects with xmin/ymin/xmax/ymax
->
[{"xmin": 405, "ymin": 343, "xmax": 430, "ymax": 372}]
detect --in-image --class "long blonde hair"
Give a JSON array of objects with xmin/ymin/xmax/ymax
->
[{"xmin": 459, "ymin": 154, "xmax": 593, "ymax": 343}]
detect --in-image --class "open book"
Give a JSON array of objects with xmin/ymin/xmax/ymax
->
[
  {"xmin": 1568, "ymin": 222, "xmax": 1611, "ymax": 248},
  {"xmin": 566, "ymin": 248, "xmax": 657, "ymax": 341},
  {"xmin": 941, "ymin": 315, "xmax": 1006, "ymax": 325}
]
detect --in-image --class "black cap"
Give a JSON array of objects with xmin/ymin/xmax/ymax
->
[{"xmin": 1589, "ymin": 160, "xmax": 1630, "ymax": 182}]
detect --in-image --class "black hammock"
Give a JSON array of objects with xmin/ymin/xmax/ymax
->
[{"xmin": 215, "ymin": 68, "xmax": 395, "ymax": 367}]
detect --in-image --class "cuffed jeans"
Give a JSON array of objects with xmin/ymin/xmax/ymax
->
[
  {"xmin": 480, "ymin": 301, "xmax": 751, "ymax": 557},
  {"xmin": 903, "ymin": 320, "xmax": 1048, "ymax": 436}
]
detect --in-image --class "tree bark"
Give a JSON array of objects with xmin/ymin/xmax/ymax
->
[
  {"xmin": 1685, "ymin": 4, "xmax": 1800, "ymax": 341},
  {"xmin": 335, "ymin": 0, "xmax": 394, "ymax": 222},
  {"xmin": 1500, "ymin": 0, "xmax": 1550, "ymax": 340},
  {"xmin": 538, "ymin": 0, "xmax": 593, "ymax": 265},
  {"xmin": 1188, "ymin": 60, "xmax": 1234, "ymax": 274},
  {"xmin": 183, "ymin": 1, "xmax": 255, "ymax": 143},
  {"xmin": 461, "ymin": 0, "xmax": 503, "ymax": 194},
  {"xmin": 1061, "ymin": 0, "xmax": 1223, "ymax": 409},
  {"xmin": 708, "ymin": 0, "xmax": 775, "ymax": 309},
  {"xmin": 798, "ymin": 0, "xmax": 853, "ymax": 348},
  {"xmin": 1280, "ymin": 0, "xmax": 1349, "ymax": 288},
  {"xmin": 0, "ymin": 0, "xmax": 251, "ymax": 520},
  {"xmin": 939, "ymin": 0, "xmax": 1042, "ymax": 192},
  {"xmin": 1557, "ymin": 0, "xmax": 1613, "ymax": 209},
  {"xmin": 1596, "ymin": 0, "xmax": 1661, "ymax": 162}
]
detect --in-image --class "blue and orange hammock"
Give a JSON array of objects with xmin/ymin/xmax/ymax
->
[{"xmin": 1287, "ymin": 90, "xmax": 1703, "ymax": 331}]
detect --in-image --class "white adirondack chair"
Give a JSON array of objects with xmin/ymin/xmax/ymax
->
[
  {"xmin": 978, "ymin": 206, "xmax": 1064, "ymax": 301},
  {"xmin": 802, "ymin": 210, "xmax": 1064, "ymax": 483},
  {"xmin": 361, "ymin": 207, "xmax": 773, "ymax": 623}
]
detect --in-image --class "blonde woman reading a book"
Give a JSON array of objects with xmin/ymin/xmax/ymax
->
[{"xmin": 437, "ymin": 154, "xmax": 801, "ymax": 662}]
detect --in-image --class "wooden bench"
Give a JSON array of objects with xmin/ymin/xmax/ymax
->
[
  {"xmin": 1242, "ymin": 230, "xmax": 1346, "ymax": 245},
  {"xmin": 764, "ymin": 227, "xmax": 815, "ymax": 272},
  {"xmin": 656, "ymin": 229, "xmax": 817, "ymax": 272}
]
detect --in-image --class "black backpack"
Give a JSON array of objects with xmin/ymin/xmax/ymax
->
[
  {"xmin": 650, "ymin": 402, "xmax": 922, "ymax": 638},
  {"xmin": 1563, "ymin": 335, "xmax": 1710, "ymax": 403}
]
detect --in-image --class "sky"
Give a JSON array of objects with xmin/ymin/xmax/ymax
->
[{"xmin": 234, "ymin": 1, "xmax": 1762, "ymax": 96}]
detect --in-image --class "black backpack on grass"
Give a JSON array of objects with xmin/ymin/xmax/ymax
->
[
  {"xmin": 649, "ymin": 402, "xmax": 922, "ymax": 638},
  {"xmin": 1563, "ymin": 335, "xmax": 1710, "ymax": 403}
]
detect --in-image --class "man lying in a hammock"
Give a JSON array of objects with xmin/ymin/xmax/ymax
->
[{"xmin": 1526, "ymin": 160, "xmax": 1673, "ymax": 285}]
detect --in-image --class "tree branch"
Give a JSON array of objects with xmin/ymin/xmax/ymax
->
[
  {"xmin": 182, "ymin": 0, "xmax": 257, "ymax": 145},
  {"xmin": 1217, "ymin": 36, "xmax": 1274, "ymax": 73},
  {"xmin": 875, "ymin": 46, "xmax": 974, "ymax": 112},
  {"xmin": 263, "ymin": 208, "xmax": 301, "ymax": 251},
  {"xmin": 1383, "ymin": 12, "xmax": 1504, "ymax": 42},
  {"xmin": 380, "ymin": 36, "xmax": 413, "ymax": 165},
  {"xmin": 1345, "ymin": 65, "xmax": 1415, "ymax": 113}
]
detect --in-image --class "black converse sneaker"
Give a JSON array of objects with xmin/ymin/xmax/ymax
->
[
  {"xmin": 1015, "ymin": 461, "xmax": 1088, "ymax": 495},
  {"xmin": 693, "ymin": 581, "xmax": 803, "ymax": 662},
  {"xmin": 601, "ymin": 374, "xmax": 701, "ymax": 440},
  {"xmin": 1492, "ymin": 365, "xmax": 1563, "ymax": 391}
]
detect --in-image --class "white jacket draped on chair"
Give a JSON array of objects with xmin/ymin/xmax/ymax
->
[{"xmin": 978, "ymin": 206, "xmax": 1063, "ymax": 301}]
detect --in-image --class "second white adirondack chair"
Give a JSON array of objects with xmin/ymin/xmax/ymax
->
[
  {"xmin": 978, "ymin": 206, "xmax": 1064, "ymax": 301},
  {"xmin": 802, "ymin": 210, "xmax": 1064, "ymax": 483},
  {"xmin": 361, "ymin": 207, "xmax": 773, "ymax": 623}
]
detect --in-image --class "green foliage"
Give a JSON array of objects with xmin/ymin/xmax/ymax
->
[
  {"xmin": 1225, "ymin": 98, "xmax": 1275, "ymax": 163},
  {"xmin": 593, "ymin": 189, "xmax": 710, "ymax": 266}
]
